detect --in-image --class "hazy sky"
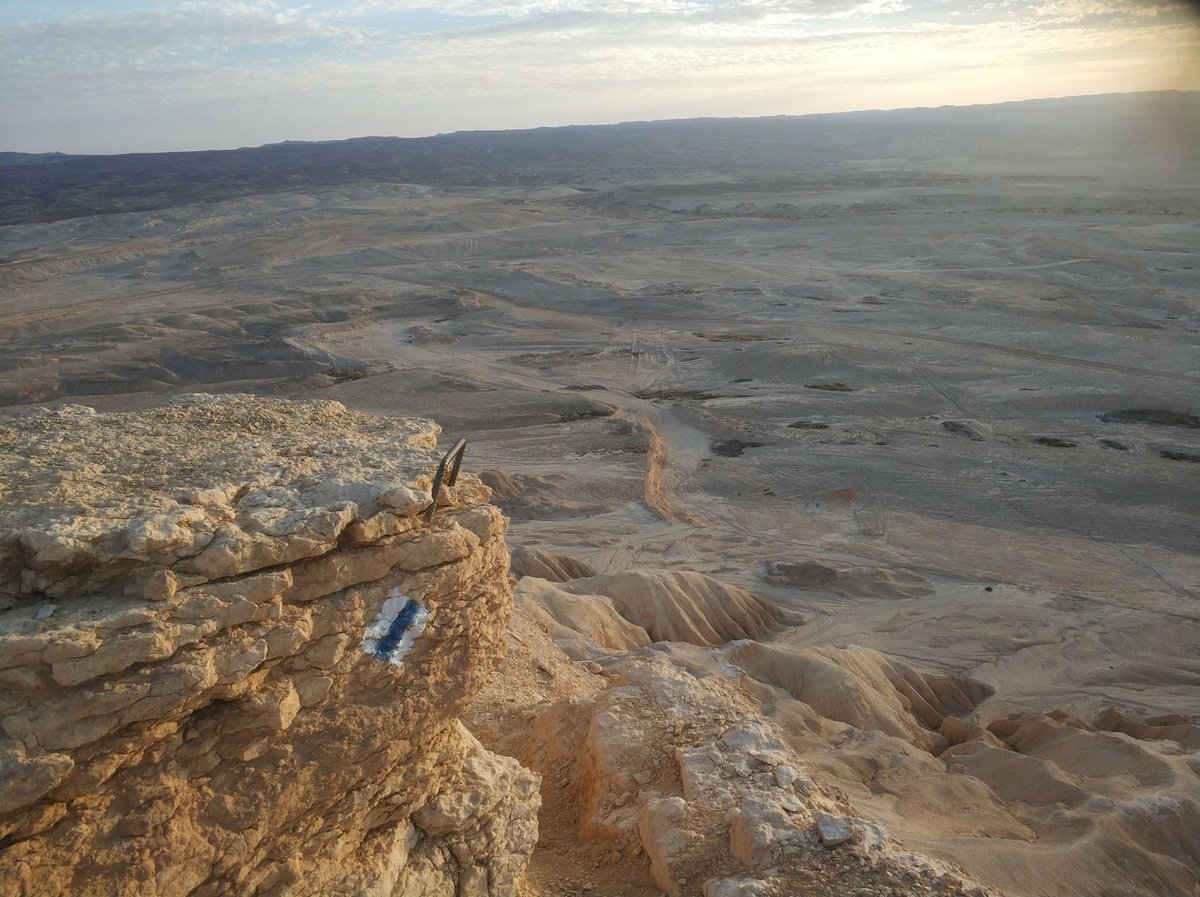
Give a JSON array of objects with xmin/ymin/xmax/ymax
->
[{"xmin": 3, "ymin": 0, "xmax": 1198, "ymax": 153}]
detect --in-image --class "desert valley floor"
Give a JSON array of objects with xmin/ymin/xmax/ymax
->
[{"xmin": 2, "ymin": 102, "xmax": 1199, "ymax": 895}]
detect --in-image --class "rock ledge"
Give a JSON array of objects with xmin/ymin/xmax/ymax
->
[{"xmin": 0, "ymin": 396, "xmax": 536, "ymax": 897}]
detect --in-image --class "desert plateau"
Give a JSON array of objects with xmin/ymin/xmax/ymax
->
[{"xmin": 2, "ymin": 92, "xmax": 1198, "ymax": 897}]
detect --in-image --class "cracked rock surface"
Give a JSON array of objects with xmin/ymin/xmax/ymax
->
[
  {"xmin": 0, "ymin": 393, "xmax": 447, "ymax": 606},
  {"xmin": 0, "ymin": 396, "xmax": 538, "ymax": 897}
]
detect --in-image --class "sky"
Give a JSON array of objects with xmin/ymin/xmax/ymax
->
[{"xmin": 2, "ymin": 0, "xmax": 1198, "ymax": 154}]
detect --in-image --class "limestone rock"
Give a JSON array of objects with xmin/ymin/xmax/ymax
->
[
  {"xmin": 500, "ymin": 633, "xmax": 996, "ymax": 897},
  {"xmin": 400, "ymin": 724, "xmax": 540, "ymax": 897},
  {"xmin": 0, "ymin": 395, "xmax": 486, "ymax": 607},
  {"xmin": 639, "ymin": 797, "xmax": 693, "ymax": 896},
  {"xmin": 730, "ymin": 795, "xmax": 802, "ymax": 870},
  {"xmin": 0, "ymin": 398, "xmax": 535, "ymax": 897},
  {"xmin": 702, "ymin": 877, "xmax": 775, "ymax": 897},
  {"xmin": 813, "ymin": 811, "xmax": 856, "ymax": 848}
]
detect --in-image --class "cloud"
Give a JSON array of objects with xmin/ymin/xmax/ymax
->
[
  {"xmin": 1, "ymin": 0, "xmax": 1196, "ymax": 151},
  {"xmin": 5, "ymin": 2, "xmax": 364, "ymax": 72}
]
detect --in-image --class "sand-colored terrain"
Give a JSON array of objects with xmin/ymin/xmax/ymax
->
[{"xmin": 2, "ymin": 96, "xmax": 1198, "ymax": 895}]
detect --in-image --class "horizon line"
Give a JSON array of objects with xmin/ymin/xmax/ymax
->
[{"xmin": 5, "ymin": 88, "xmax": 1195, "ymax": 159}]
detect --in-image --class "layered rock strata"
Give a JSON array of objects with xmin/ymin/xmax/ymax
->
[
  {"xmin": 509, "ymin": 568, "xmax": 1200, "ymax": 897},
  {"xmin": 0, "ymin": 395, "xmax": 537, "ymax": 897}
]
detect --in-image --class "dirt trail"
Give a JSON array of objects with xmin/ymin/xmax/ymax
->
[
  {"xmin": 616, "ymin": 409, "xmax": 710, "ymax": 527},
  {"xmin": 313, "ymin": 320, "xmax": 717, "ymax": 529}
]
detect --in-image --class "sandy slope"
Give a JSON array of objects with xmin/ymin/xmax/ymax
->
[
  {"xmin": 481, "ymin": 571, "xmax": 1200, "ymax": 897},
  {"xmin": 2, "ymin": 112, "xmax": 1198, "ymax": 895}
]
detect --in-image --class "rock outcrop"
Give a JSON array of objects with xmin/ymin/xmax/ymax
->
[
  {"xmin": 509, "ymin": 546, "xmax": 595, "ymax": 583},
  {"xmin": 485, "ymin": 572, "xmax": 1200, "ymax": 897},
  {"xmin": 0, "ymin": 395, "xmax": 538, "ymax": 897},
  {"xmin": 488, "ymin": 630, "xmax": 995, "ymax": 897},
  {"xmin": 570, "ymin": 570, "xmax": 791, "ymax": 647},
  {"xmin": 518, "ymin": 570, "xmax": 794, "ymax": 658}
]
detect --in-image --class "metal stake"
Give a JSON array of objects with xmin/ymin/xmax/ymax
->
[{"xmin": 424, "ymin": 438, "xmax": 468, "ymax": 523}]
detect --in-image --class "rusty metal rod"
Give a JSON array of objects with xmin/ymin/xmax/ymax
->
[{"xmin": 423, "ymin": 438, "xmax": 468, "ymax": 523}]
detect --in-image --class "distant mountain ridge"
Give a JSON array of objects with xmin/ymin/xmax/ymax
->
[
  {"xmin": 1, "ymin": 91, "xmax": 1195, "ymax": 226},
  {"xmin": 0, "ymin": 151, "xmax": 68, "ymax": 167}
]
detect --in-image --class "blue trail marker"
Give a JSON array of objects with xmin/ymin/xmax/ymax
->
[{"xmin": 362, "ymin": 590, "xmax": 431, "ymax": 666}]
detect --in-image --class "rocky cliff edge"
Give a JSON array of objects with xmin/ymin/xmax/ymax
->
[{"xmin": 0, "ymin": 394, "xmax": 538, "ymax": 897}]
